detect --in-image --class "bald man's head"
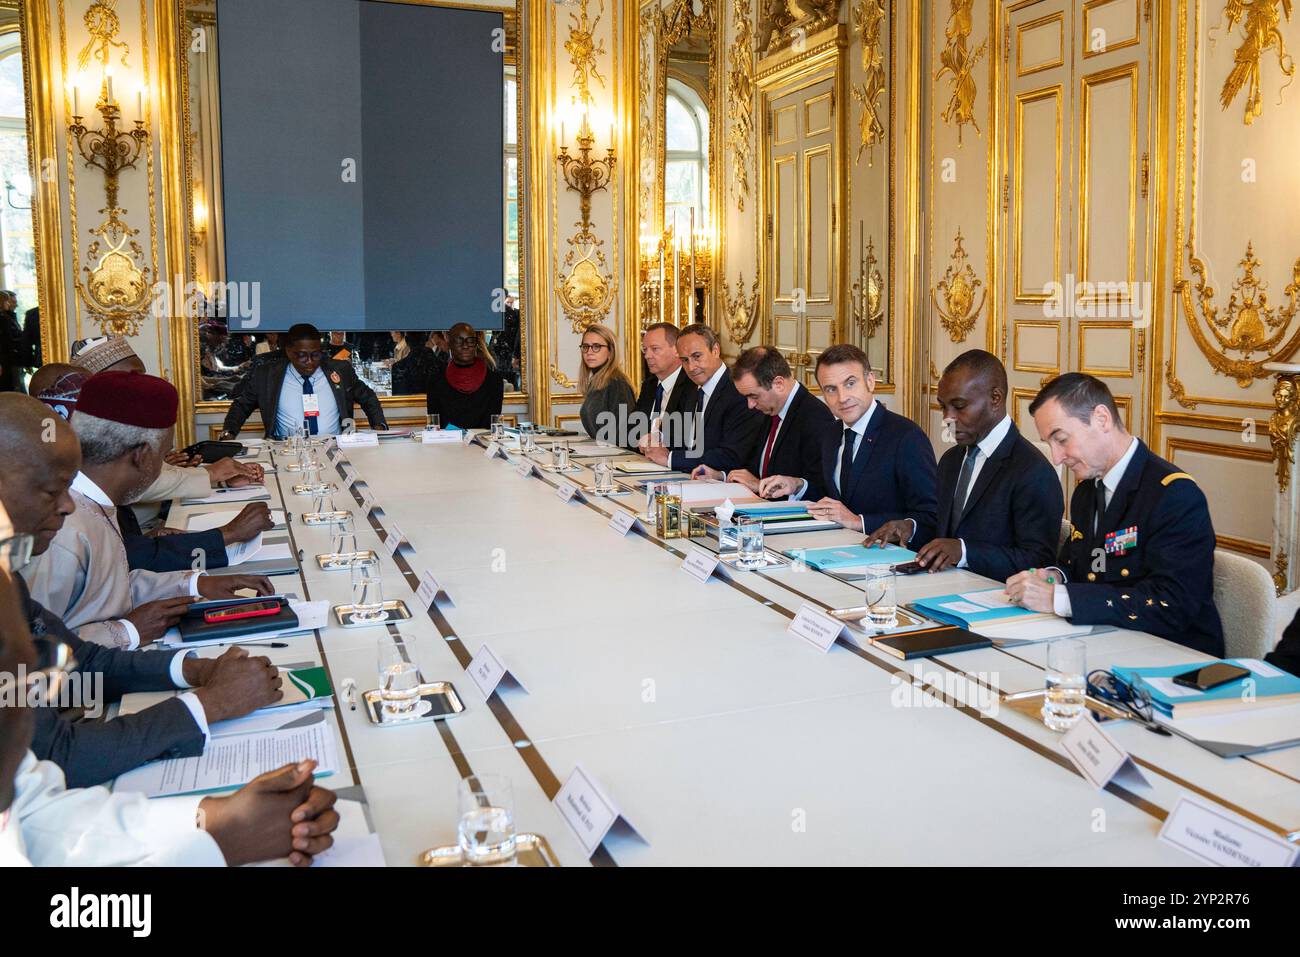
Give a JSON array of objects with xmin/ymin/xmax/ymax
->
[{"xmin": 0, "ymin": 394, "xmax": 80, "ymax": 555}]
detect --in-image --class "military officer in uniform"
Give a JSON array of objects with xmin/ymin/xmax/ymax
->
[{"xmin": 1006, "ymin": 373, "xmax": 1225, "ymax": 657}]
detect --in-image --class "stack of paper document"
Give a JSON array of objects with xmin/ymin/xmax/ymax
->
[
  {"xmin": 181, "ymin": 486, "xmax": 271, "ymax": 506},
  {"xmin": 1113, "ymin": 659, "xmax": 1300, "ymax": 720},
  {"xmin": 154, "ymin": 598, "xmax": 330, "ymax": 648},
  {"xmin": 783, "ymin": 543, "xmax": 916, "ymax": 571},
  {"xmin": 186, "ymin": 509, "xmax": 287, "ymax": 531},
  {"xmin": 911, "ymin": 587, "xmax": 1053, "ymax": 628},
  {"xmin": 730, "ymin": 502, "xmax": 839, "ymax": 534}
]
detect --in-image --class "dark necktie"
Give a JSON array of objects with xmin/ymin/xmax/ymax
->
[
  {"xmin": 653, "ymin": 382, "xmax": 665, "ymax": 417},
  {"xmin": 949, "ymin": 446, "xmax": 980, "ymax": 535},
  {"xmin": 838, "ymin": 427, "xmax": 857, "ymax": 497},
  {"xmin": 760, "ymin": 415, "xmax": 781, "ymax": 478},
  {"xmin": 1091, "ymin": 477, "xmax": 1106, "ymax": 537},
  {"xmin": 302, "ymin": 374, "xmax": 318, "ymax": 435}
]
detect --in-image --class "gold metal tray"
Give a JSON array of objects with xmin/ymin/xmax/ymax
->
[
  {"xmin": 828, "ymin": 604, "xmax": 929, "ymax": 633},
  {"xmin": 292, "ymin": 482, "xmax": 338, "ymax": 495},
  {"xmin": 316, "ymin": 550, "xmax": 379, "ymax": 570},
  {"xmin": 418, "ymin": 833, "xmax": 559, "ymax": 867},
  {"xmin": 718, "ymin": 552, "xmax": 789, "ymax": 571},
  {"xmin": 362, "ymin": 680, "xmax": 465, "ymax": 726},
  {"xmin": 333, "ymin": 600, "xmax": 413, "ymax": 627}
]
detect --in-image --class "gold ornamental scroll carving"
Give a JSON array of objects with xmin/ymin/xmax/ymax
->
[
  {"xmin": 727, "ymin": 0, "xmax": 755, "ymax": 210},
  {"xmin": 931, "ymin": 227, "xmax": 985, "ymax": 343},
  {"xmin": 756, "ymin": 0, "xmax": 842, "ymax": 58},
  {"xmin": 1270, "ymin": 371, "xmax": 1300, "ymax": 492},
  {"xmin": 1178, "ymin": 241, "xmax": 1300, "ymax": 387},
  {"xmin": 1217, "ymin": 0, "xmax": 1295, "ymax": 125},
  {"xmin": 934, "ymin": 0, "xmax": 986, "ymax": 145},
  {"xmin": 851, "ymin": 0, "xmax": 886, "ymax": 165},
  {"xmin": 722, "ymin": 271, "xmax": 760, "ymax": 344}
]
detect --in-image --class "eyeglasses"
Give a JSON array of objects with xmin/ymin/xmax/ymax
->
[
  {"xmin": 1087, "ymin": 669, "xmax": 1157, "ymax": 725},
  {"xmin": 579, "ymin": 342, "xmax": 608, "ymax": 353},
  {"xmin": 0, "ymin": 533, "xmax": 34, "ymax": 572}
]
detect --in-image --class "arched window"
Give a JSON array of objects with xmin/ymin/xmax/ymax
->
[
  {"xmin": 664, "ymin": 78, "xmax": 707, "ymax": 235},
  {"xmin": 0, "ymin": 28, "xmax": 35, "ymax": 314}
]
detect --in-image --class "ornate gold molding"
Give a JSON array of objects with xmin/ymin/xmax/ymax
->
[
  {"xmin": 851, "ymin": 231, "xmax": 884, "ymax": 339},
  {"xmin": 1177, "ymin": 241, "xmax": 1300, "ymax": 387},
  {"xmin": 565, "ymin": 0, "xmax": 607, "ymax": 110},
  {"xmin": 850, "ymin": 0, "xmax": 885, "ymax": 165},
  {"xmin": 1218, "ymin": 0, "xmax": 1295, "ymax": 125},
  {"xmin": 1275, "ymin": 550, "xmax": 1289, "ymax": 596},
  {"xmin": 1165, "ymin": 358, "xmax": 1198, "ymax": 408},
  {"xmin": 756, "ymin": 0, "xmax": 841, "ymax": 59},
  {"xmin": 726, "ymin": 0, "xmax": 755, "ymax": 210},
  {"xmin": 1269, "ymin": 370, "xmax": 1300, "ymax": 492},
  {"xmin": 550, "ymin": 361, "xmax": 576, "ymax": 389},
  {"xmin": 721, "ymin": 271, "xmax": 759, "ymax": 344},
  {"xmin": 934, "ymin": 0, "xmax": 986, "ymax": 145},
  {"xmin": 930, "ymin": 227, "xmax": 984, "ymax": 343}
]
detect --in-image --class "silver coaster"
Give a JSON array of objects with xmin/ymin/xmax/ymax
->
[
  {"xmin": 362, "ymin": 681, "xmax": 465, "ymax": 726},
  {"xmin": 333, "ymin": 600, "xmax": 413, "ymax": 627},
  {"xmin": 292, "ymin": 482, "xmax": 338, "ymax": 495},
  {"xmin": 419, "ymin": 833, "xmax": 558, "ymax": 867},
  {"xmin": 718, "ymin": 553, "xmax": 790, "ymax": 572},
  {"xmin": 302, "ymin": 510, "xmax": 350, "ymax": 525},
  {"xmin": 316, "ymin": 550, "xmax": 379, "ymax": 570}
]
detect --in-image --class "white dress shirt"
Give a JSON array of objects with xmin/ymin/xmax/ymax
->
[
  {"xmin": 725, "ymin": 381, "xmax": 802, "ymax": 481},
  {"xmin": 695, "ymin": 363, "xmax": 728, "ymax": 416},
  {"xmin": 955, "ymin": 414, "xmax": 1013, "ymax": 568},
  {"xmin": 1052, "ymin": 436, "xmax": 1140, "ymax": 617},
  {"xmin": 652, "ymin": 365, "xmax": 682, "ymax": 419},
  {"xmin": 275, "ymin": 366, "xmax": 341, "ymax": 438},
  {"xmin": 792, "ymin": 400, "xmax": 889, "ymax": 535}
]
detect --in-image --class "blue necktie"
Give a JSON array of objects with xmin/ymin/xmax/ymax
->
[
  {"xmin": 653, "ymin": 382, "xmax": 665, "ymax": 417},
  {"xmin": 838, "ymin": 427, "xmax": 856, "ymax": 498},
  {"xmin": 302, "ymin": 374, "xmax": 318, "ymax": 435}
]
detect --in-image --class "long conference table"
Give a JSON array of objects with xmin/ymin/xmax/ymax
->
[{"xmin": 165, "ymin": 431, "xmax": 1300, "ymax": 867}]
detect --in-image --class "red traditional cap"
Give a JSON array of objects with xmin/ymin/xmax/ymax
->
[{"xmin": 74, "ymin": 370, "xmax": 179, "ymax": 429}]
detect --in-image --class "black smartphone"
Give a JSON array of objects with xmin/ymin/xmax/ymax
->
[
  {"xmin": 1171, "ymin": 662, "xmax": 1250, "ymax": 691},
  {"xmin": 892, "ymin": 560, "xmax": 924, "ymax": 575}
]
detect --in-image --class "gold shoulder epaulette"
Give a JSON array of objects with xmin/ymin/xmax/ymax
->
[{"xmin": 1161, "ymin": 472, "xmax": 1195, "ymax": 486}]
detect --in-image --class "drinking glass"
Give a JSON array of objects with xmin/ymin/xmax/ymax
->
[
  {"xmin": 457, "ymin": 774, "xmax": 516, "ymax": 866},
  {"xmin": 333, "ymin": 513, "xmax": 357, "ymax": 557},
  {"xmin": 552, "ymin": 439, "xmax": 571, "ymax": 471},
  {"xmin": 593, "ymin": 460, "xmax": 614, "ymax": 494},
  {"xmin": 520, "ymin": 424, "xmax": 537, "ymax": 454},
  {"xmin": 377, "ymin": 635, "xmax": 422, "ymax": 718},
  {"xmin": 1042, "ymin": 638, "xmax": 1087, "ymax": 732},
  {"xmin": 490, "ymin": 414, "xmax": 504, "ymax": 439},
  {"xmin": 425, "ymin": 414, "xmax": 440, "ymax": 432},
  {"xmin": 350, "ymin": 556, "xmax": 385, "ymax": 622},
  {"xmin": 865, "ymin": 564, "xmax": 898, "ymax": 629},
  {"xmin": 736, "ymin": 515, "xmax": 765, "ymax": 568}
]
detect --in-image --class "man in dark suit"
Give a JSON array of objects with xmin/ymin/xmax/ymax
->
[
  {"xmin": 1267, "ymin": 609, "xmax": 1300, "ymax": 677},
  {"xmin": 631, "ymin": 322, "xmax": 696, "ymax": 450},
  {"xmin": 642, "ymin": 323, "xmax": 765, "ymax": 474},
  {"xmin": 761, "ymin": 344, "xmax": 937, "ymax": 540},
  {"xmin": 20, "ymin": 306, "xmax": 40, "ymax": 371},
  {"xmin": 220, "ymin": 323, "xmax": 387, "ymax": 438},
  {"xmin": 865, "ymin": 350, "xmax": 1062, "ymax": 580},
  {"xmin": 1006, "ymin": 373, "xmax": 1225, "ymax": 657},
  {"xmin": 691, "ymin": 345, "xmax": 833, "ymax": 499},
  {"xmin": 0, "ymin": 290, "xmax": 24, "ymax": 393},
  {"xmin": 118, "ymin": 501, "xmax": 273, "ymax": 574},
  {"xmin": 0, "ymin": 397, "xmax": 282, "ymax": 787}
]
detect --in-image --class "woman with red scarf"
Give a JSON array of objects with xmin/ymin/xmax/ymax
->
[{"xmin": 425, "ymin": 322, "xmax": 506, "ymax": 429}]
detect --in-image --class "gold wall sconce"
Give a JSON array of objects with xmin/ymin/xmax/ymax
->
[{"xmin": 556, "ymin": 115, "xmax": 618, "ymax": 332}]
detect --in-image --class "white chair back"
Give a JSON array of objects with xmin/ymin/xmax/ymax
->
[{"xmin": 1211, "ymin": 549, "xmax": 1276, "ymax": 660}]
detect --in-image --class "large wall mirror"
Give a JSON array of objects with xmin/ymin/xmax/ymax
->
[
  {"xmin": 637, "ymin": 0, "xmax": 719, "ymax": 332},
  {"xmin": 173, "ymin": 0, "xmax": 527, "ymax": 415}
]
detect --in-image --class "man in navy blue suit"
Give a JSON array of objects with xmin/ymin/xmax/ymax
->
[
  {"xmin": 642, "ymin": 324, "xmax": 765, "ymax": 474},
  {"xmin": 866, "ymin": 350, "xmax": 1062, "ymax": 580},
  {"xmin": 759, "ymin": 343, "xmax": 937, "ymax": 540},
  {"xmin": 1005, "ymin": 373, "xmax": 1225, "ymax": 657}
]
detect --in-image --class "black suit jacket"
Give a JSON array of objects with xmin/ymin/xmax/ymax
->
[
  {"xmin": 118, "ymin": 505, "xmax": 229, "ymax": 574},
  {"xmin": 749, "ymin": 383, "xmax": 834, "ymax": 500},
  {"xmin": 1266, "ymin": 609, "xmax": 1300, "ymax": 677},
  {"xmin": 221, "ymin": 357, "xmax": 387, "ymax": 438},
  {"xmin": 21, "ymin": 577, "xmax": 205, "ymax": 788},
  {"xmin": 934, "ymin": 421, "xmax": 1063, "ymax": 582},
  {"xmin": 629, "ymin": 369, "xmax": 697, "ymax": 450},
  {"xmin": 667, "ymin": 371, "xmax": 766, "ymax": 474},
  {"xmin": 820, "ymin": 403, "xmax": 939, "ymax": 545},
  {"xmin": 1057, "ymin": 439, "xmax": 1224, "ymax": 657}
]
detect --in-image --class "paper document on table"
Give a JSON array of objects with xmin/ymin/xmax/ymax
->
[
  {"xmin": 1160, "ymin": 701, "xmax": 1300, "ymax": 757},
  {"xmin": 567, "ymin": 442, "xmax": 624, "ymax": 457},
  {"xmin": 187, "ymin": 509, "xmax": 286, "ymax": 531},
  {"xmin": 181, "ymin": 486, "xmax": 271, "ymax": 505},
  {"xmin": 975, "ymin": 619, "xmax": 1096, "ymax": 645},
  {"xmin": 959, "ymin": 590, "xmax": 1016, "ymax": 609},
  {"xmin": 113, "ymin": 721, "xmax": 337, "ymax": 797},
  {"xmin": 153, "ymin": 599, "xmax": 329, "ymax": 648},
  {"xmin": 938, "ymin": 601, "xmax": 984, "ymax": 615}
]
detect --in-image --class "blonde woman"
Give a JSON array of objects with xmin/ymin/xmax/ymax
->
[{"xmin": 578, "ymin": 323, "xmax": 636, "ymax": 441}]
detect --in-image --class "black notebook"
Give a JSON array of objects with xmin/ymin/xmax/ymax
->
[
  {"xmin": 177, "ymin": 597, "xmax": 300, "ymax": 643},
  {"xmin": 870, "ymin": 625, "xmax": 992, "ymax": 660}
]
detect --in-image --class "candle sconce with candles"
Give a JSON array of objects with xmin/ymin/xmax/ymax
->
[
  {"xmin": 556, "ymin": 116, "xmax": 618, "ymax": 332},
  {"xmin": 638, "ymin": 215, "xmax": 713, "ymax": 330},
  {"xmin": 68, "ymin": 73, "xmax": 153, "ymax": 336}
]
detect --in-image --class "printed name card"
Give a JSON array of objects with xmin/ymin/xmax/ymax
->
[
  {"xmin": 326, "ymin": 446, "xmax": 341, "ymax": 464},
  {"xmin": 359, "ymin": 487, "xmax": 376, "ymax": 513},
  {"xmin": 484, "ymin": 440, "xmax": 503, "ymax": 459},
  {"xmin": 681, "ymin": 546, "xmax": 728, "ymax": 584},
  {"xmin": 553, "ymin": 765, "xmax": 649, "ymax": 857},
  {"xmin": 466, "ymin": 643, "xmax": 528, "ymax": 700},
  {"xmin": 460, "ymin": 429, "xmax": 474, "ymax": 445},
  {"xmin": 787, "ymin": 603, "xmax": 847, "ymax": 653},
  {"xmin": 415, "ymin": 568, "xmax": 451, "ymax": 608},
  {"xmin": 384, "ymin": 525, "xmax": 405, "ymax": 556},
  {"xmin": 1157, "ymin": 795, "xmax": 1298, "ymax": 867},
  {"xmin": 337, "ymin": 432, "xmax": 379, "ymax": 449},
  {"xmin": 608, "ymin": 511, "xmax": 641, "ymax": 537},
  {"xmin": 1060, "ymin": 714, "xmax": 1152, "ymax": 791},
  {"xmin": 420, "ymin": 429, "xmax": 459, "ymax": 444},
  {"xmin": 343, "ymin": 468, "xmax": 358, "ymax": 491},
  {"xmin": 515, "ymin": 459, "xmax": 535, "ymax": 479},
  {"xmin": 556, "ymin": 480, "xmax": 582, "ymax": 503}
]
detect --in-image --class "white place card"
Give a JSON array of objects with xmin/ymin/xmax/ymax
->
[
  {"xmin": 681, "ymin": 546, "xmax": 728, "ymax": 584},
  {"xmin": 552, "ymin": 765, "xmax": 649, "ymax": 857},
  {"xmin": 466, "ymin": 643, "xmax": 528, "ymax": 700},
  {"xmin": 1060, "ymin": 714, "xmax": 1151, "ymax": 791},
  {"xmin": 337, "ymin": 432, "xmax": 379, "ymax": 449},
  {"xmin": 460, "ymin": 429, "xmax": 474, "ymax": 445},
  {"xmin": 483, "ymin": 440, "xmax": 502, "ymax": 459},
  {"xmin": 415, "ymin": 568, "xmax": 452, "ymax": 608},
  {"xmin": 515, "ymin": 459, "xmax": 535, "ymax": 479},
  {"xmin": 343, "ymin": 469, "xmax": 358, "ymax": 491},
  {"xmin": 326, "ymin": 447, "xmax": 341, "ymax": 464},
  {"xmin": 556, "ymin": 480, "xmax": 582, "ymax": 503},
  {"xmin": 420, "ymin": 429, "xmax": 460, "ymax": 444},
  {"xmin": 359, "ymin": 488, "xmax": 377, "ymax": 513},
  {"xmin": 787, "ymin": 603, "xmax": 847, "ymax": 653},
  {"xmin": 384, "ymin": 525, "xmax": 405, "ymax": 556},
  {"xmin": 608, "ymin": 511, "xmax": 642, "ymax": 537},
  {"xmin": 1157, "ymin": 795, "xmax": 1298, "ymax": 867}
]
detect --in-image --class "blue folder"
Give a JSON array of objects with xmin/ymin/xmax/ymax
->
[{"xmin": 782, "ymin": 543, "xmax": 917, "ymax": 570}]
